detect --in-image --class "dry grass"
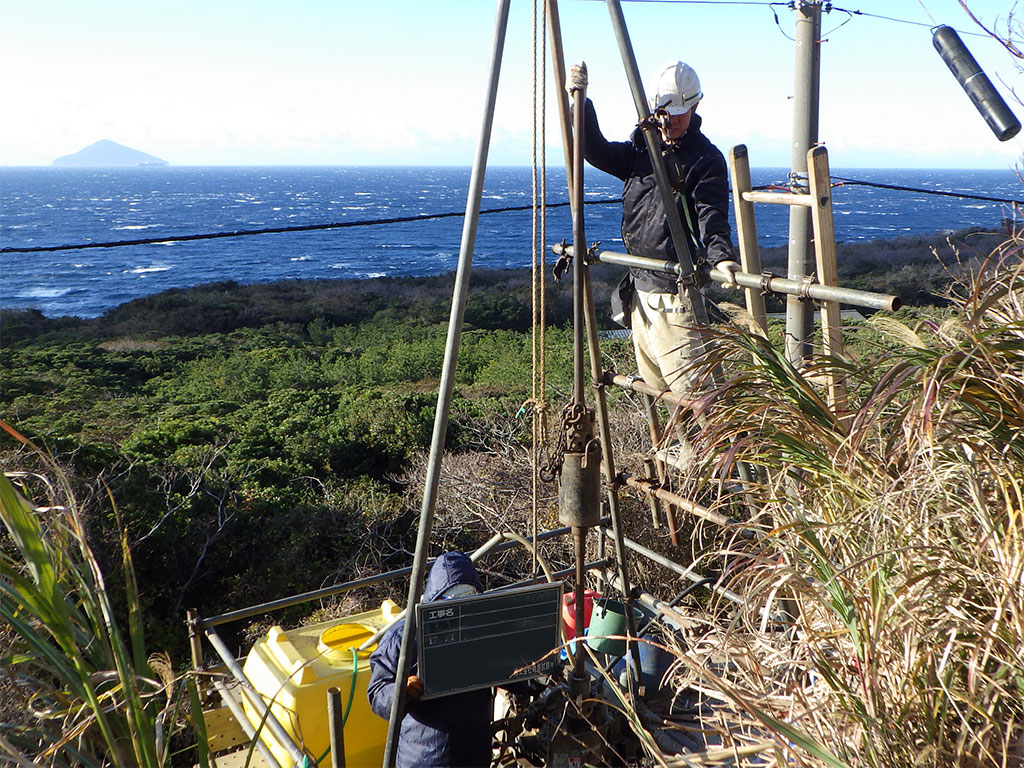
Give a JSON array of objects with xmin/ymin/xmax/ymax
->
[
  {"xmin": 651, "ymin": 236, "xmax": 1024, "ymax": 767},
  {"xmin": 0, "ymin": 426, "xmax": 209, "ymax": 768}
]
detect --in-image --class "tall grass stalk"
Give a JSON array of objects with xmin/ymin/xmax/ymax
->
[
  {"xmin": 0, "ymin": 422, "xmax": 207, "ymax": 767},
  {"xmin": 670, "ymin": 242, "xmax": 1024, "ymax": 766}
]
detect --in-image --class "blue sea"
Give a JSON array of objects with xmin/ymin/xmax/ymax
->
[{"xmin": 1, "ymin": 166, "xmax": 1021, "ymax": 318}]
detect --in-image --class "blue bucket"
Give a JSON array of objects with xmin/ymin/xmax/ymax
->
[{"xmin": 615, "ymin": 634, "xmax": 676, "ymax": 695}]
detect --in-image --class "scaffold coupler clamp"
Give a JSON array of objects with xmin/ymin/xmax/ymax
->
[
  {"xmin": 637, "ymin": 110, "xmax": 664, "ymax": 134},
  {"xmin": 553, "ymin": 239, "xmax": 572, "ymax": 282},
  {"xmin": 585, "ymin": 241, "xmax": 602, "ymax": 265},
  {"xmin": 675, "ymin": 269, "xmax": 701, "ymax": 290},
  {"xmin": 798, "ymin": 273, "xmax": 818, "ymax": 302}
]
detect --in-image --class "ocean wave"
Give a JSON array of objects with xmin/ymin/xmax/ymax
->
[
  {"xmin": 3, "ymin": 166, "xmax": 1013, "ymax": 318},
  {"xmin": 19, "ymin": 286, "xmax": 73, "ymax": 298}
]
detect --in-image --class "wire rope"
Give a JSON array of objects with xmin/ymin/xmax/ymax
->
[
  {"xmin": 531, "ymin": 0, "xmax": 542, "ymax": 578},
  {"xmin": 538, "ymin": 0, "xmax": 550, "ymax": 582}
]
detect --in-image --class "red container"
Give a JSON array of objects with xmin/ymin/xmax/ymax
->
[{"xmin": 561, "ymin": 590, "xmax": 599, "ymax": 639}]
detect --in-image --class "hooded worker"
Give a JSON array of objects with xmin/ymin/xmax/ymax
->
[
  {"xmin": 569, "ymin": 60, "xmax": 740, "ymax": 398},
  {"xmin": 367, "ymin": 552, "xmax": 490, "ymax": 768}
]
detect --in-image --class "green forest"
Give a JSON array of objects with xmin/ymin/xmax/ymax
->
[
  {"xmin": 0, "ymin": 228, "xmax": 998, "ymax": 651},
  {"xmin": 3, "ymin": 224, "xmax": 1022, "ymax": 766}
]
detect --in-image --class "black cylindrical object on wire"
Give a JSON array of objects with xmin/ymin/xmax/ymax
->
[{"xmin": 933, "ymin": 25, "xmax": 1020, "ymax": 141}]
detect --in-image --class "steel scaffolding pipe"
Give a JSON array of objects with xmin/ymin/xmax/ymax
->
[
  {"xmin": 210, "ymin": 677, "xmax": 284, "ymax": 768},
  {"xmin": 199, "ymin": 524, "xmax": 577, "ymax": 630},
  {"xmin": 204, "ymin": 626, "xmax": 307, "ymax": 767},
  {"xmin": 618, "ymin": 472, "xmax": 754, "ymax": 534},
  {"xmin": 552, "ymin": 243, "xmax": 900, "ymax": 312},
  {"xmin": 603, "ymin": 372, "xmax": 690, "ymax": 410},
  {"xmin": 596, "ymin": 526, "xmax": 744, "ymax": 605}
]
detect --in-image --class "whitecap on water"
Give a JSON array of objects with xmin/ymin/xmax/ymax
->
[
  {"xmin": 127, "ymin": 265, "xmax": 173, "ymax": 274},
  {"xmin": 19, "ymin": 287, "xmax": 72, "ymax": 298}
]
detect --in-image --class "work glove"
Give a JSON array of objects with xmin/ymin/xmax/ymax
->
[
  {"xmin": 567, "ymin": 62, "xmax": 588, "ymax": 94},
  {"xmin": 406, "ymin": 674, "xmax": 423, "ymax": 700},
  {"xmin": 714, "ymin": 260, "xmax": 741, "ymax": 287}
]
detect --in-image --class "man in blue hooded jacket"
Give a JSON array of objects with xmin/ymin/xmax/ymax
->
[{"xmin": 367, "ymin": 552, "xmax": 492, "ymax": 768}]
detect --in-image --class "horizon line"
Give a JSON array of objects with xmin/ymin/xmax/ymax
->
[{"xmin": 2, "ymin": 162, "xmax": 1020, "ymax": 172}]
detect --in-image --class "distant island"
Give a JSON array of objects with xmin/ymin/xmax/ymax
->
[{"xmin": 52, "ymin": 139, "xmax": 168, "ymax": 167}]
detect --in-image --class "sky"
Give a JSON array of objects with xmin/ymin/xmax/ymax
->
[{"xmin": 1, "ymin": 0, "xmax": 1022, "ymax": 169}]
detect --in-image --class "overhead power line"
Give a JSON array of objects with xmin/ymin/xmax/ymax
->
[
  {"xmin": 0, "ymin": 200, "xmax": 616, "ymax": 255},
  {"xmin": 584, "ymin": 0, "xmax": 992, "ymax": 39},
  {"xmin": 2, "ymin": 179, "xmax": 1020, "ymax": 255},
  {"xmin": 831, "ymin": 177, "xmax": 1024, "ymax": 205}
]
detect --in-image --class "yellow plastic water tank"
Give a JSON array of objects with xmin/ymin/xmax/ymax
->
[{"xmin": 241, "ymin": 600, "xmax": 399, "ymax": 768}]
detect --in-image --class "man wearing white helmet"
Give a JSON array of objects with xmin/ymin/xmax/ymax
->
[{"xmin": 569, "ymin": 61, "xmax": 740, "ymax": 398}]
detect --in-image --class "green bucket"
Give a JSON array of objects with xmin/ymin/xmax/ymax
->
[{"xmin": 586, "ymin": 598, "xmax": 640, "ymax": 656}]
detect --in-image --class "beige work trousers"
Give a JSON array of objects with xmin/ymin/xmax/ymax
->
[{"xmin": 630, "ymin": 288, "xmax": 706, "ymax": 397}]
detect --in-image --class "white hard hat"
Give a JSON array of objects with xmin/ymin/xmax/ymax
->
[{"xmin": 649, "ymin": 61, "xmax": 702, "ymax": 116}]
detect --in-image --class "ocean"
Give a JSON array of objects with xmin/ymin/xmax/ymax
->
[{"xmin": 1, "ymin": 166, "xmax": 1021, "ymax": 319}]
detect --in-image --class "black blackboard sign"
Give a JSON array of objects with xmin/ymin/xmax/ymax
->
[{"xmin": 416, "ymin": 582, "xmax": 563, "ymax": 699}]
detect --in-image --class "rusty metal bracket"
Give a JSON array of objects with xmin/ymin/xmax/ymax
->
[
  {"xmin": 637, "ymin": 111, "xmax": 664, "ymax": 133},
  {"xmin": 561, "ymin": 401, "xmax": 593, "ymax": 453}
]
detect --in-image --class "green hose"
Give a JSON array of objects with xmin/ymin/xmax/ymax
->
[{"xmin": 343, "ymin": 646, "xmax": 358, "ymax": 726}]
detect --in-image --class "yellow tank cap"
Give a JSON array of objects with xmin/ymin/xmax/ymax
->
[
  {"xmin": 381, "ymin": 599, "xmax": 400, "ymax": 620},
  {"xmin": 318, "ymin": 623, "xmax": 376, "ymax": 661}
]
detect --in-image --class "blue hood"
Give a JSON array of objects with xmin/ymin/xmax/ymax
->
[
  {"xmin": 366, "ymin": 550, "xmax": 492, "ymax": 768},
  {"xmin": 422, "ymin": 551, "xmax": 483, "ymax": 602}
]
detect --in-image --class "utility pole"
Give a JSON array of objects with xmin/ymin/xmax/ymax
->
[{"xmin": 785, "ymin": 1, "xmax": 822, "ymax": 365}]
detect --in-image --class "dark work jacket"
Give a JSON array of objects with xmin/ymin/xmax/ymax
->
[
  {"xmin": 580, "ymin": 98, "xmax": 735, "ymax": 292},
  {"xmin": 367, "ymin": 553, "xmax": 491, "ymax": 768}
]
